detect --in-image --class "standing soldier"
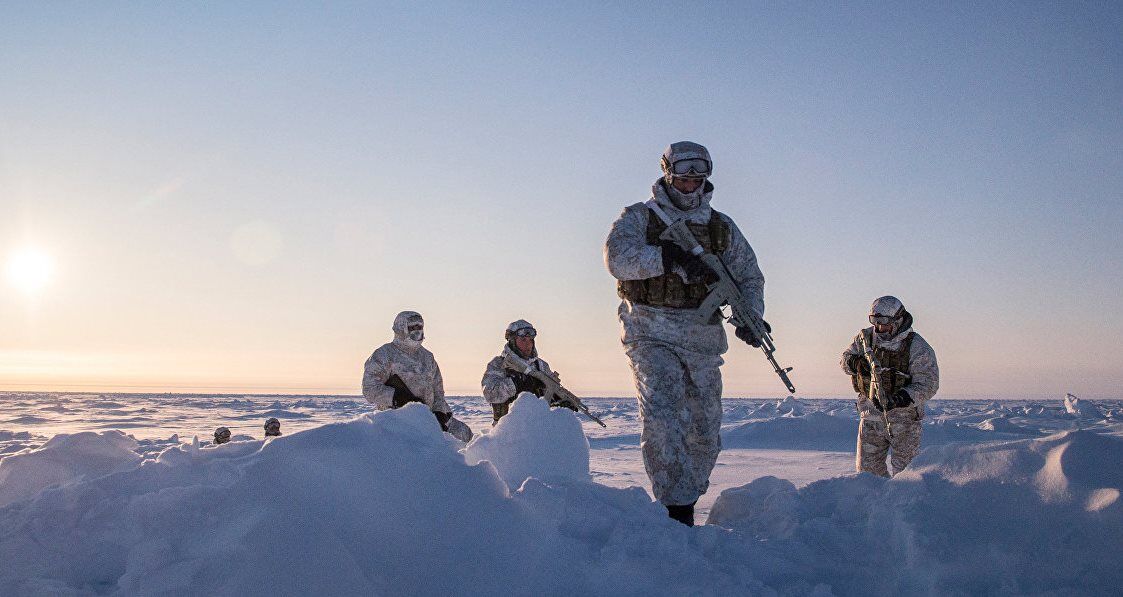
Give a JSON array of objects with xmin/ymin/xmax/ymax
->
[
  {"xmin": 362, "ymin": 311, "xmax": 467, "ymax": 439},
  {"xmin": 605, "ymin": 141, "xmax": 767, "ymax": 526},
  {"xmin": 841, "ymin": 296, "xmax": 939, "ymax": 477},
  {"xmin": 481, "ymin": 319, "xmax": 575, "ymax": 424}
]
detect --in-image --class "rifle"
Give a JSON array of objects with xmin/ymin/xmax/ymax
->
[
  {"xmin": 856, "ymin": 332, "xmax": 894, "ymax": 438},
  {"xmin": 503, "ymin": 355, "xmax": 607, "ymax": 427},
  {"xmin": 646, "ymin": 200, "xmax": 796, "ymax": 394}
]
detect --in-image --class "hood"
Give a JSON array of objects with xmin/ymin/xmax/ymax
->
[
  {"xmin": 392, "ymin": 310, "xmax": 424, "ymax": 352},
  {"xmin": 651, "ymin": 178, "xmax": 715, "ymax": 224}
]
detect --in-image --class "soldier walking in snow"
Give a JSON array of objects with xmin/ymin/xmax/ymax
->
[
  {"xmin": 605, "ymin": 141, "xmax": 767, "ymax": 526},
  {"xmin": 841, "ymin": 296, "xmax": 940, "ymax": 477},
  {"xmin": 481, "ymin": 320, "xmax": 575, "ymax": 424},
  {"xmin": 362, "ymin": 311, "xmax": 471, "ymax": 440}
]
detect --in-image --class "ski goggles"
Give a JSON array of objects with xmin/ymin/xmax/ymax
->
[
  {"xmin": 671, "ymin": 158, "xmax": 711, "ymax": 177},
  {"xmin": 512, "ymin": 327, "xmax": 537, "ymax": 338},
  {"xmin": 869, "ymin": 314, "xmax": 899, "ymax": 325}
]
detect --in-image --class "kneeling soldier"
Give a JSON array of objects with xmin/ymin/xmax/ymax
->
[
  {"xmin": 362, "ymin": 311, "xmax": 455, "ymax": 432},
  {"xmin": 481, "ymin": 320, "xmax": 574, "ymax": 423}
]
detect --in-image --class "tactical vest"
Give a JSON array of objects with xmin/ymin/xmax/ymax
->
[
  {"xmin": 852, "ymin": 329, "xmax": 914, "ymax": 398},
  {"xmin": 617, "ymin": 207, "xmax": 732, "ymax": 309}
]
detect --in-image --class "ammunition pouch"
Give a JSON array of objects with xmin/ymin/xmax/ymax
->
[
  {"xmin": 853, "ymin": 331, "xmax": 915, "ymax": 399},
  {"xmin": 617, "ymin": 207, "xmax": 731, "ymax": 309}
]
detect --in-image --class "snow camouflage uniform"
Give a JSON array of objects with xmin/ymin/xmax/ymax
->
[
  {"xmin": 605, "ymin": 147, "xmax": 765, "ymax": 509},
  {"xmin": 481, "ymin": 320, "xmax": 566, "ymax": 423},
  {"xmin": 841, "ymin": 298, "xmax": 939, "ymax": 477},
  {"xmin": 362, "ymin": 311, "xmax": 455, "ymax": 429}
]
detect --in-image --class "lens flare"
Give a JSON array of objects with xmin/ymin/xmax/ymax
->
[{"xmin": 5, "ymin": 248, "xmax": 54, "ymax": 294}]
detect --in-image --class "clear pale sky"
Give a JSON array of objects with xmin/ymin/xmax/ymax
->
[{"xmin": 2, "ymin": 3, "xmax": 1121, "ymax": 399}]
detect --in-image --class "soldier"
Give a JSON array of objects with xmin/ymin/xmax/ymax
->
[
  {"xmin": 362, "ymin": 311, "xmax": 471, "ymax": 440},
  {"xmin": 841, "ymin": 296, "xmax": 940, "ymax": 477},
  {"xmin": 264, "ymin": 418, "xmax": 281, "ymax": 438},
  {"xmin": 605, "ymin": 141, "xmax": 767, "ymax": 526},
  {"xmin": 481, "ymin": 320, "xmax": 575, "ymax": 424},
  {"xmin": 213, "ymin": 426, "xmax": 231, "ymax": 445}
]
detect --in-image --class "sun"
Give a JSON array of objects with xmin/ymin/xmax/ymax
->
[{"xmin": 5, "ymin": 248, "xmax": 54, "ymax": 294}]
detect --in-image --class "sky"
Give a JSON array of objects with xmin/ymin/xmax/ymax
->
[{"xmin": 2, "ymin": 2, "xmax": 1121, "ymax": 399}]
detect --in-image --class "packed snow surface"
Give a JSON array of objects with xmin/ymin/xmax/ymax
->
[{"xmin": 0, "ymin": 391, "xmax": 1120, "ymax": 595}]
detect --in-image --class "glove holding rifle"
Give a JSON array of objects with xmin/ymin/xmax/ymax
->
[
  {"xmin": 735, "ymin": 319, "xmax": 771, "ymax": 349},
  {"xmin": 661, "ymin": 239, "xmax": 718, "ymax": 284},
  {"xmin": 646, "ymin": 199, "xmax": 796, "ymax": 394},
  {"xmin": 502, "ymin": 354, "xmax": 607, "ymax": 428},
  {"xmin": 385, "ymin": 374, "xmax": 450, "ymax": 431}
]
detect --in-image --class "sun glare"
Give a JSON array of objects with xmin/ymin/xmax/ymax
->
[{"xmin": 5, "ymin": 248, "xmax": 54, "ymax": 294}]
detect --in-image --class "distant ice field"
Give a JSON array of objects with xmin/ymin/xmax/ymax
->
[{"xmin": 2, "ymin": 392, "xmax": 1118, "ymax": 517}]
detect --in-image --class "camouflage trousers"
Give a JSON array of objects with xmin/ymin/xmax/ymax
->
[
  {"xmin": 625, "ymin": 342, "xmax": 724, "ymax": 506},
  {"xmin": 856, "ymin": 416, "xmax": 922, "ymax": 477}
]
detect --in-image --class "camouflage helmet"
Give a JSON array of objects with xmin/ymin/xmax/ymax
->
[
  {"xmin": 213, "ymin": 426, "xmax": 231, "ymax": 445},
  {"xmin": 869, "ymin": 296, "xmax": 905, "ymax": 321},
  {"xmin": 504, "ymin": 319, "xmax": 536, "ymax": 341},
  {"xmin": 869, "ymin": 296, "xmax": 906, "ymax": 338},
  {"xmin": 660, "ymin": 141, "xmax": 712, "ymax": 181}
]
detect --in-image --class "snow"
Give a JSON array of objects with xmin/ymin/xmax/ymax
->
[
  {"xmin": 462, "ymin": 392, "xmax": 590, "ymax": 488},
  {"xmin": 709, "ymin": 430, "xmax": 1123, "ymax": 594},
  {"xmin": 0, "ymin": 403, "xmax": 763, "ymax": 596},
  {"xmin": 0, "ymin": 430, "xmax": 140, "ymax": 508},
  {"xmin": 0, "ymin": 391, "xmax": 1120, "ymax": 595}
]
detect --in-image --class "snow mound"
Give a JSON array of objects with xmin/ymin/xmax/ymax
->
[
  {"xmin": 1063, "ymin": 393, "xmax": 1105, "ymax": 420},
  {"xmin": 706, "ymin": 476, "xmax": 800, "ymax": 539},
  {"xmin": 6, "ymin": 415, "xmax": 51, "ymax": 425},
  {"xmin": 774, "ymin": 395, "xmax": 804, "ymax": 416},
  {"xmin": 1063, "ymin": 393, "xmax": 1080, "ymax": 414},
  {"xmin": 976, "ymin": 415, "xmax": 1037, "ymax": 434},
  {"xmin": 236, "ymin": 408, "xmax": 311, "ymax": 420},
  {"xmin": 708, "ymin": 430, "xmax": 1123, "ymax": 594},
  {"xmin": 722, "ymin": 412, "xmax": 856, "ymax": 451},
  {"xmin": 0, "ymin": 403, "xmax": 769, "ymax": 596},
  {"xmin": 719, "ymin": 411, "xmax": 1017, "ymax": 452},
  {"xmin": 463, "ymin": 392, "xmax": 590, "ymax": 489},
  {"xmin": 0, "ymin": 430, "xmax": 140, "ymax": 508}
]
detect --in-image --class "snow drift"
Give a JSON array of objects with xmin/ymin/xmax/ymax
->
[
  {"xmin": 463, "ymin": 392, "xmax": 590, "ymax": 488},
  {"xmin": 0, "ymin": 403, "xmax": 764, "ymax": 596},
  {"xmin": 2, "ymin": 398, "xmax": 1121, "ymax": 596},
  {"xmin": 0, "ymin": 430, "xmax": 140, "ymax": 508},
  {"xmin": 722, "ymin": 411, "xmax": 1046, "ymax": 452},
  {"xmin": 709, "ymin": 430, "xmax": 1123, "ymax": 595}
]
